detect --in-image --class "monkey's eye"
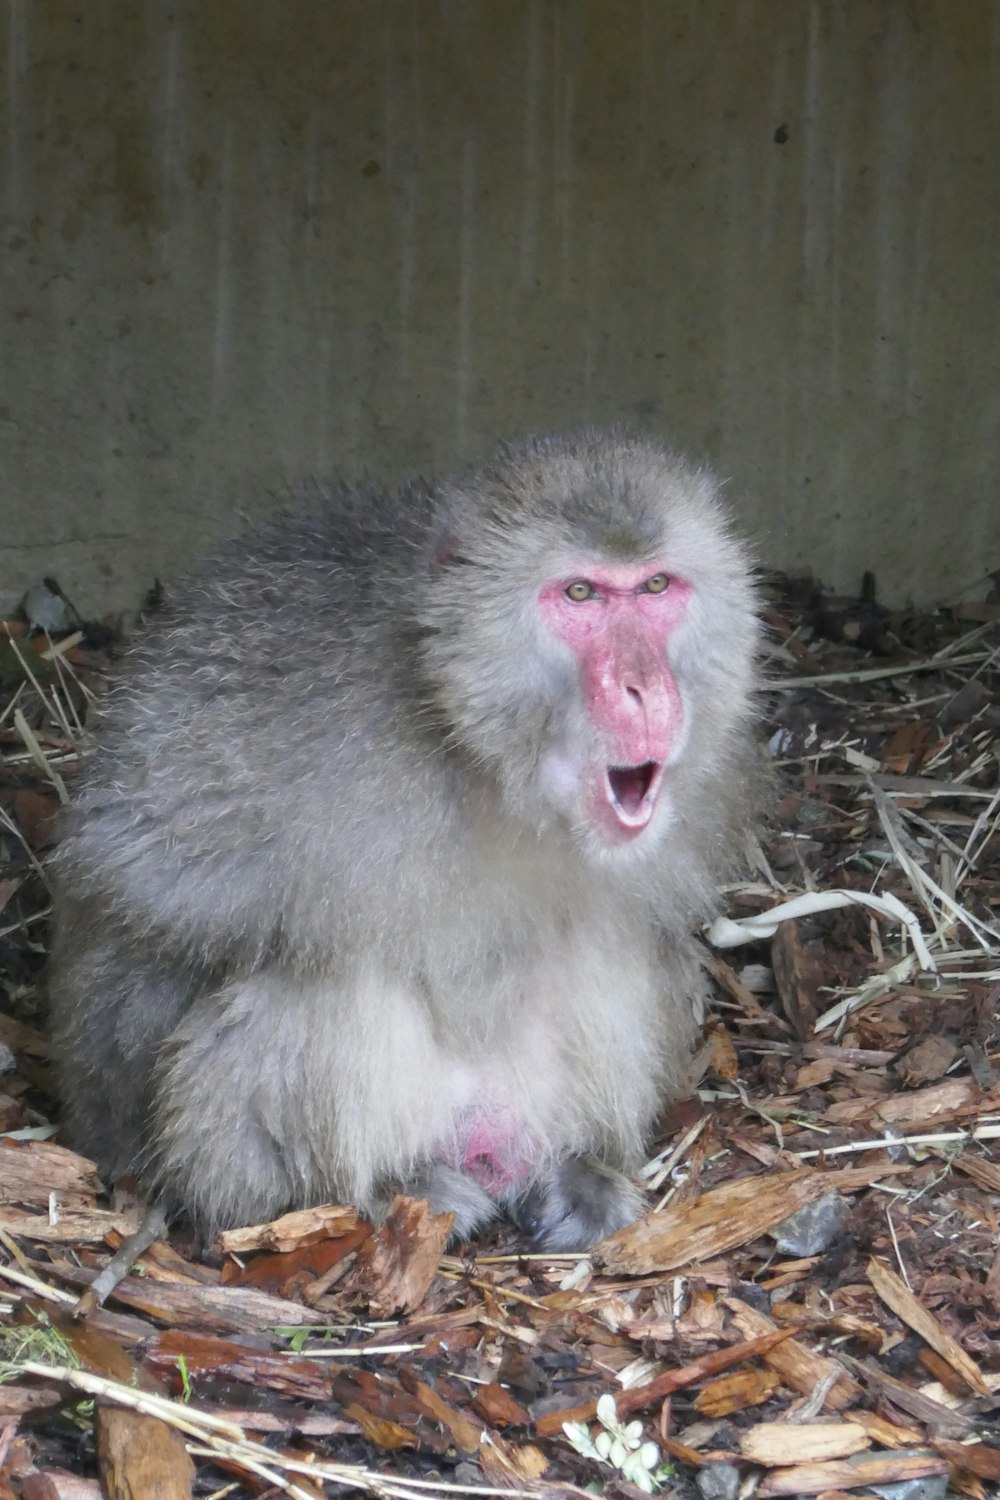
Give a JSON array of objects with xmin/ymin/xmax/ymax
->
[
  {"xmin": 565, "ymin": 580, "xmax": 596, "ymax": 602},
  {"xmin": 643, "ymin": 573, "xmax": 671, "ymax": 595}
]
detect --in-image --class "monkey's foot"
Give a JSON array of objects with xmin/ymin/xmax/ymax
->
[
  {"xmin": 404, "ymin": 1163, "xmax": 500, "ymax": 1240},
  {"xmin": 510, "ymin": 1157, "xmax": 645, "ymax": 1251}
]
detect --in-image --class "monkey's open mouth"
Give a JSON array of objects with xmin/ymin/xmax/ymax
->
[{"xmin": 605, "ymin": 761, "xmax": 663, "ymax": 828}]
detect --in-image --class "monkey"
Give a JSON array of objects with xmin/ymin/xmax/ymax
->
[{"xmin": 47, "ymin": 431, "xmax": 762, "ymax": 1251}]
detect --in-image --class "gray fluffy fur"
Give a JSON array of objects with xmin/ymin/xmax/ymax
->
[{"xmin": 48, "ymin": 431, "xmax": 763, "ymax": 1248}]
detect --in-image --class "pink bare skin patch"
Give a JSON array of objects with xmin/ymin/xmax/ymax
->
[
  {"xmin": 459, "ymin": 1120, "xmax": 536, "ymax": 1196},
  {"xmin": 538, "ymin": 561, "xmax": 692, "ymax": 842}
]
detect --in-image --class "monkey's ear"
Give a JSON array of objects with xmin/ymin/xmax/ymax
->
[{"xmin": 430, "ymin": 519, "xmax": 470, "ymax": 571}]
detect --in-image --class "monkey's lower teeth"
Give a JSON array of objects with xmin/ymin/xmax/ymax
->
[{"xmin": 608, "ymin": 762, "xmax": 658, "ymax": 816}]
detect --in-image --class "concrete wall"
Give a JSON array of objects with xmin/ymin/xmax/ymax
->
[{"xmin": 1, "ymin": 0, "xmax": 998, "ymax": 615}]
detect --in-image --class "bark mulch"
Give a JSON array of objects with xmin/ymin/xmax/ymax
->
[{"xmin": 0, "ymin": 575, "xmax": 998, "ymax": 1499}]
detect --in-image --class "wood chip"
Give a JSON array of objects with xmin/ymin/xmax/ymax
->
[
  {"xmin": 0, "ymin": 1139, "xmax": 101, "ymax": 1208},
  {"xmin": 694, "ymin": 1366, "xmax": 782, "ymax": 1415},
  {"xmin": 836, "ymin": 1353, "xmax": 972, "ymax": 1436},
  {"xmin": 867, "ymin": 1257, "xmax": 990, "ymax": 1395},
  {"xmin": 145, "ymin": 1329, "xmax": 332, "ymax": 1402},
  {"xmin": 357, "ymin": 1194, "xmax": 453, "ymax": 1317},
  {"xmin": 0, "ymin": 1207, "xmax": 142, "ymax": 1244},
  {"xmin": 706, "ymin": 1022, "xmax": 739, "ymax": 1080},
  {"xmin": 95, "ymin": 1407, "xmax": 194, "ymax": 1500},
  {"xmin": 828, "ymin": 1079, "xmax": 1000, "ymax": 1128},
  {"xmin": 953, "ymin": 1155, "xmax": 1000, "ymax": 1193},
  {"xmin": 41, "ymin": 1260, "xmax": 329, "ymax": 1334},
  {"xmin": 471, "ymin": 1380, "xmax": 530, "ymax": 1428},
  {"xmin": 534, "ymin": 1327, "xmax": 795, "ymax": 1437},
  {"xmin": 0, "ymin": 1013, "xmax": 50, "ymax": 1059},
  {"xmin": 478, "ymin": 1433, "xmax": 549, "ymax": 1481},
  {"xmin": 920, "ymin": 1345, "xmax": 977, "ymax": 1394},
  {"xmin": 900, "ymin": 1035, "xmax": 959, "ymax": 1086},
  {"xmin": 341, "ymin": 1403, "xmax": 417, "ymax": 1451},
  {"xmin": 845, "ymin": 1410, "xmax": 924, "ymax": 1447},
  {"xmin": 739, "ymin": 1422, "xmax": 870, "ymax": 1464},
  {"xmin": 932, "ymin": 1439, "xmax": 1000, "ymax": 1481},
  {"xmin": 215, "ymin": 1202, "xmax": 358, "ymax": 1254},
  {"xmin": 771, "ymin": 920, "xmax": 826, "ymax": 1038},
  {"xmin": 595, "ymin": 1167, "xmax": 905, "ymax": 1275},
  {"xmin": 21, "ymin": 1474, "xmax": 102, "ymax": 1500},
  {"xmin": 725, "ymin": 1299, "xmax": 861, "ymax": 1411},
  {"xmin": 0, "ymin": 1386, "xmax": 62, "ymax": 1418},
  {"xmin": 757, "ymin": 1452, "xmax": 948, "ymax": 1495},
  {"xmin": 400, "ymin": 1372, "xmax": 482, "ymax": 1454}
]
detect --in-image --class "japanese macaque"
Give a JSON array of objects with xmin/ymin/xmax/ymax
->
[{"xmin": 48, "ymin": 432, "xmax": 761, "ymax": 1250}]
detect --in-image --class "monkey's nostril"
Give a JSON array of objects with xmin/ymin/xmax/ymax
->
[{"xmin": 626, "ymin": 686, "xmax": 642, "ymax": 705}]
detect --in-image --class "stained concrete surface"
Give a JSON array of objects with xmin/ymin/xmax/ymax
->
[{"xmin": 1, "ymin": 1, "xmax": 998, "ymax": 614}]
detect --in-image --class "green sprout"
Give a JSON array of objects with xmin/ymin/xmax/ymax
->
[
  {"xmin": 175, "ymin": 1353, "xmax": 194, "ymax": 1403},
  {"xmin": 275, "ymin": 1325, "xmax": 312, "ymax": 1354},
  {"xmin": 0, "ymin": 1310, "xmax": 78, "ymax": 1382}
]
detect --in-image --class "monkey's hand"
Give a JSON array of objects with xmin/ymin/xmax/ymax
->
[{"xmin": 509, "ymin": 1157, "xmax": 645, "ymax": 1251}]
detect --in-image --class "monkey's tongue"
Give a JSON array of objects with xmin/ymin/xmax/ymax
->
[{"xmin": 606, "ymin": 761, "xmax": 662, "ymax": 827}]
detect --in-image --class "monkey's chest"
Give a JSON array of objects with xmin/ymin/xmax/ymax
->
[{"xmin": 340, "ymin": 920, "xmax": 661, "ymax": 1194}]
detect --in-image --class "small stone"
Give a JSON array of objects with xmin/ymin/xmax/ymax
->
[
  {"xmin": 20, "ymin": 581, "xmax": 75, "ymax": 635},
  {"xmin": 863, "ymin": 1449, "xmax": 949, "ymax": 1500},
  {"xmin": 770, "ymin": 1190, "xmax": 847, "ymax": 1256},
  {"xmin": 696, "ymin": 1461, "xmax": 741, "ymax": 1500},
  {"xmin": 452, "ymin": 1461, "xmax": 482, "ymax": 1488}
]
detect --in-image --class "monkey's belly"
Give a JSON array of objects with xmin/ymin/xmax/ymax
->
[{"xmin": 150, "ymin": 942, "xmax": 665, "ymax": 1226}]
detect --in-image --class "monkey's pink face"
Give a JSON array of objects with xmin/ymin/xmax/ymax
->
[{"xmin": 538, "ymin": 561, "xmax": 693, "ymax": 846}]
